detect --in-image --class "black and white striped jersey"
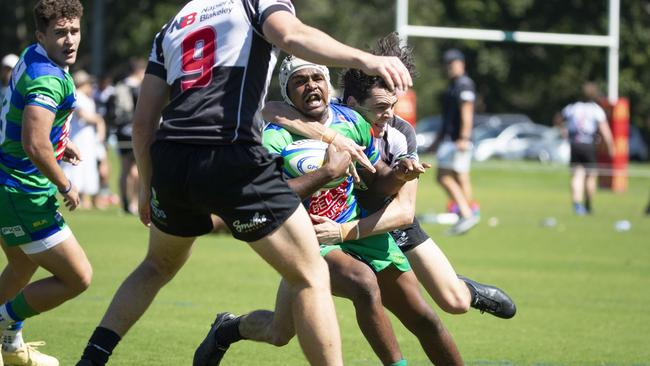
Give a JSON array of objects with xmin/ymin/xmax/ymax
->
[{"xmin": 147, "ymin": 0, "xmax": 295, "ymax": 145}]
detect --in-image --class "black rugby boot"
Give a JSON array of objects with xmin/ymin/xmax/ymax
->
[
  {"xmin": 193, "ymin": 312, "xmax": 239, "ymax": 366},
  {"xmin": 458, "ymin": 275, "xmax": 516, "ymax": 319}
]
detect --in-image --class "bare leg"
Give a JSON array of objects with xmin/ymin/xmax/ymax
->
[
  {"xmin": 325, "ymin": 250, "xmax": 402, "ymax": 364},
  {"xmin": 584, "ymin": 169, "xmax": 598, "ymax": 212},
  {"xmin": 238, "ymin": 279, "xmax": 295, "ymax": 347},
  {"xmin": 21, "ymin": 234, "xmax": 92, "ymax": 313},
  {"xmin": 98, "ymin": 226, "xmax": 194, "ymax": 336},
  {"xmin": 571, "ymin": 165, "xmax": 586, "ymax": 205},
  {"xmin": 248, "ymin": 206, "xmax": 342, "ymax": 366},
  {"xmin": 377, "ymin": 268, "xmax": 463, "ymax": 365},
  {"xmin": 456, "ymin": 171, "xmax": 473, "ymax": 204},
  {"xmin": 438, "ymin": 169, "xmax": 472, "ymax": 218},
  {"xmin": 405, "ymin": 239, "xmax": 471, "ymax": 314},
  {"xmin": 0, "ymin": 239, "xmax": 38, "ymax": 303}
]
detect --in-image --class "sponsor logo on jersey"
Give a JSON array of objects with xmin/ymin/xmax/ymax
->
[
  {"xmin": 32, "ymin": 219, "xmax": 48, "ymax": 228},
  {"xmin": 150, "ymin": 188, "xmax": 167, "ymax": 220},
  {"xmin": 169, "ymin": 12, "xmax": 197, "ymax": 33},
  {"xmin": 308, "ymin": 180, "xmax": 350, "ymax": 221},
  {"xmin": 2, "ymin": 225, "xmax": 25, "ymax": 237},
  {"xmin": 232, "ymin": 212, "xmax": 268, "ymax": 233},
  {"xmin": 200, "ymin": 0, "xmax": 233, "ymax": 21}
]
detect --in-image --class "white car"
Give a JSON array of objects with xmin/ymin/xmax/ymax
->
[{"xmin": 473, "ymin": 122, "xmax": 557, "ymax": 162}]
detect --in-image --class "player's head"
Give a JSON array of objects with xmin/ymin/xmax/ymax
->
[
  {"xmin": 33, "ymin": 0, "xmax": 83, "ymax": 68},
  {"xmin": 581, "ymin": 82, "xmax": 600, "ymax": 102},
  {"xmin": 279, "ymin": 55, "xmax": 331, "ymax": 119},
  {"xmin": 341, "ymin": 32, "xmax": 416, "ymax": 137},
  {"xmin": 443, "ymin": 48, "xmax": 465, "ymax": 78}
]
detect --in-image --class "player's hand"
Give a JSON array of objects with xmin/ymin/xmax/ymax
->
[
  {"xmin": 61, "ymin": 186, "xmax": 80, "ymax": 211},
  {"xmin": 361, "ymin": 55, "xmax": 412, "ymax": 94},
  {"xmin": 323, "ymin": 144, "xmax": 352, "ymax": 181},
  {"xmin": 138, "ymin": 184, "xmax": 151, "ymax": 227},
  {"xmin": 393, "ymin": 158, "xmax": 430, "ymax": 181},
  {"xmin": 456, "ymin": 139, "xmax": 470, "ymax": 151},
  {"xmin": 62, "ymin": 141, "xmax": 82, "ymax": 165},
  {"xmin": 310, "ymin": 214, "xmax": 342, "ymax": 245},
  {"xmin": 330, "ymin": 133, "xmax": 375, "ymax": 182}
]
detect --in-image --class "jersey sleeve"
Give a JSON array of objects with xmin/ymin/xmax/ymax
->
[
  {"xmin": 594, "ymin": 104, "xmax": 607, "ymax": 123},
  {"xmin": 146, "ymin": 20, "xmax": 173, "ymax": 82},
  {"xmin": 262, "ymin": 123, "xmax": 293, "ymax": 155},
  {"xmin": 23, "ymin": 75, "xmax": 66, "ymax": 113},
  {"xmin": 458, "ymin": 77, "xmax": 476, "ymax": 103},
  {"xmin": 258, "ymin": 0, "xmax": 295, "ymax": 25},
  {"xmin": 393, "ymin": 116, "xmax": 419, "ymax": 160}
]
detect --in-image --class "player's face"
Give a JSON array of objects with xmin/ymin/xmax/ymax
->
[
  {"xmin": 446, "ymin": 60, "xmax": 464, "ymax": 78},
  {"xmin": 353, "ymin": 87, "xmax": 397, "ymax": 138},
  {"xmin": 37, "ymin": 17, "xmax": 81, "ymax": 68},
  {"xmin": 287, "ymin": 68, "xmax": 329, "ymax": 120}
]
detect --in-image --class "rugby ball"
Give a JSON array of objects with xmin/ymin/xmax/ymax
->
[{"xmin": 280, "ymin": 139, "xmax": 346, "ymax": 189}]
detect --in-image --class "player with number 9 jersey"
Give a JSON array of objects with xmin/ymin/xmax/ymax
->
[{"xmin": 147, "ymin": 0, "xmax": 294, "ymax": 145}]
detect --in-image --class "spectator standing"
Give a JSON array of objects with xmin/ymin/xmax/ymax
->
[
  {"xmin": 63, "ymin": 70, "xmax": 105, "ymax": 209},
  {"xmin": 1, "ymin": 54, "xmax": 19, "ymax": 103},
  {"xmin": 112, "ymin": 59, "xmax": 145, "ymax": 214},
  {"xmin": 432, "ymin": 49, "xmax": 479, "ymax": 235},
  {"xmin": 555, "ymin": 82, "xmax": 615, "ymax": 215}
]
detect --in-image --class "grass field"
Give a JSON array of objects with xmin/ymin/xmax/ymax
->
[{"xmin": 2, "ymin": 158, "xmax": 649, "ymax": 365}]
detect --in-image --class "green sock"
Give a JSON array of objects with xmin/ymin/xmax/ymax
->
[
  {"xmin": 389, "ymin": 359, "xmax": 407, "ymax": 366},
  {"xmin": 9, "ymin": 292, "xmax": 39, "ymax": 320}
]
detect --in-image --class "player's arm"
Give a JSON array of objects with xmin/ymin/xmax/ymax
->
[
  {"xmin": 361, "ymin": 157, "xmax": 426, "ymax": 197},
  {"xmin": 286, "ymin": 145, "xmax": 351, "ymax": 199},
  {"xmin": 312, "ymin": 179, "xmax": 417, "ymax": 244},
  {"xmin": 22, "ymin": 105, "xmax": 79, "ymax": 210},
  {"xmin": 262, "ymin": 11, "xmax": 411, "ymax": 93},
  {"xmin": 263, "ymin": 101, "xmax": 375, "ymax": 174},
  {"xmin": 598, "ymin": 118, "xmax": 615, "ymax": 158},
  {"xmin": 457, "ymin": 100, "xmax": 473, "ymax": 151},
  {"xmin": 132, "ymin": 74, "xmax": 169, "ymax": 226}
]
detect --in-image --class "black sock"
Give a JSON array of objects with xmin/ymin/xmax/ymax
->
[
  {"xmin": 214, "ymin": 316, "xmax": 243, "ymax": 346},
  {"xmin": 80, "ymin": 327, "xmax": 122, "ymax": 366}
]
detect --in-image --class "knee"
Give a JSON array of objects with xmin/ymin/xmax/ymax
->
[
  {"xmin": 269, "ymin": 332, "xmax": 292, "ymax": 347},
  {"xmin": 286, "ymin": 258, "xmax": 330, "ymax": 291},
  {"xmin": 69, "ymin": 264, "xmax": 93, "ymax": 295},
  {"xmin": 346, "ymin": 273, "xmax": 381, "ymax": 306},
  {"xmin": 141, "ymin": 257, "xmax": 180, "ymax": 284},
  {"xmin": 437, "ymin": 290, "xmax": 471, "ymax": 314}
]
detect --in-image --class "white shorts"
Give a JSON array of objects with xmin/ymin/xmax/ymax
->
[
  {"xmin": 437, "ymin": 140, "xmax": 472, "ymax": 173},
  {"xmin": 20, "ymin": 226, "xmax": 72, "ymax": 255}
]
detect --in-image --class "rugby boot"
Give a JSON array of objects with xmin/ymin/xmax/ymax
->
[
  {"xmin": 193, "ymin": 312, "xmax": 238, "ymax": 366},
  {"xmin": 458, "ymin": 275, "xmax": 516, "ymax": 319},
  {"xmin": 2, "ymin": 341, "xmax": 59, "ymax": 366}
]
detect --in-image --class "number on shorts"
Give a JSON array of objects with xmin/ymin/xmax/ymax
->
[{"xmin": 181, "ymin": 27, "xmax": 216, "ymax": 91}]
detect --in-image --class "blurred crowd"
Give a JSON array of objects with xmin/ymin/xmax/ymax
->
[{"xmin": 1, "ymin": 53, "xmax": 146, "ymax": 214}]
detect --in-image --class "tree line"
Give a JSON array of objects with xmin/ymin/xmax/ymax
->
[{"xmin": 2, "ymin": 0, "xmax": 649, "ymax": 132}]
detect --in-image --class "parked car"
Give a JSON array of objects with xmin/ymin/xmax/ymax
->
[
  {"xmin": 415, "ymin": 113, "xmax": 533, "ymax": 153},
  {"xmin": 473, "ymin": 122, "xmax": 554, "ymax": 162},
  {"xmin": 523, "ymin": 127, "xmax": 570, "ymax": 164},
  {"xmin": 629, "ymin": 125, "xmax": 649, "ymax": 161}
]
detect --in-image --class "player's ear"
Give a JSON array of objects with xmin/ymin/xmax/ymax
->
[
  {"xmin": 346, "ymin": 96, "xmax": 358, "ymax": 107},
  {"xmin": 35, "ymin": 30, "xmax": 45, "ymax": 44}
]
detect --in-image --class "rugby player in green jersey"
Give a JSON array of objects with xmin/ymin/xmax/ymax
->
[
  {"xmin": 201, "ymin": 56, "xmax": 463, "ymax": 366},
  {"xmin": 0, "ymin": 1, "xmax": 91, "ymax": 365}
]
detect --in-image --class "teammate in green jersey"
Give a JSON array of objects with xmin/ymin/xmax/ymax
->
[{"xmin": 0, "ymin": 1, "xmax": 91, "ymax": 365}]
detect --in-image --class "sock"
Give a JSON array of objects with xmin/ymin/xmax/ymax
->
[
  {"xmin": 0, "ymin": 293, "xmax": 36, "ymax": 330},
  {"xmin": 80, "ymin": 327, "xmax": 122, "ymax": 366},
  {"xmin": 389, "ymin": 359, "xmax": 407, "ymax": 366},
  {"xmin": 214, "ymin": 316, "xmax": 243, "ymax": 346},
  {"xmin": 2, "ymin": 321, "xmax": 25, "ymax": 352}
]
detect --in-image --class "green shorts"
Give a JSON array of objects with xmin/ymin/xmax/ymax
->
[
  {"xmin": 320, "ymin": 233, "xmax": 411, "ymax": 273},
  {"xmin": 0, "ymin": 186, "xmax": 69, "ymax": 250}
]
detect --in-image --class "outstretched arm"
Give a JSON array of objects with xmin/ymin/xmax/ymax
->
[{"xmin": 262, "ymin": 11, "xmax": 412, "ymax": 93}]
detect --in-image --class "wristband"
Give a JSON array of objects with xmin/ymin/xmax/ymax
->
[
  {"xmin": 321, "ymin": 129, "xmax": 338, "ymax": 145},
  {"xmin": 58, "ymin": 179, "xmax": 72, "ymax": 194},
  {"xmin": 339, "ymin": 221, "xmax": 360, "ymax": 242}
]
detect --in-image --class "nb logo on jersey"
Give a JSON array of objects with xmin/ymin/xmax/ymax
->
[{"xmin": 170, "ymin": 12, "xmax": 197, "ymax": 33}]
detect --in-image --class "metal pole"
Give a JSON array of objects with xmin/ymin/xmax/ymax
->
[
  {"xmin": 396, "ymin": 0, "xmax": 408, "ymax": 44},
  {"xmin": 91, "ymin": 0, "xmax": 105, "ymax": 76},
  {"xmin": 607, "ymin": 0, "xmax": 620, "ymax": 103}
]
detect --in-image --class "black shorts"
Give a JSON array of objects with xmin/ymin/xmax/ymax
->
[
  {"xmin": 149, "ymin": 140, "xmax": 301, "ymax": 242},
  {"xmin": 116, "ymin": 124, "xmax": 133, "ymax": 155},
  {"xmin": 570, "ymin": 143, "xmax": 597, "ymax": 167},
  {"xmin": 389, "ymin": 217, "xmax": 430, "ymax": 252}
]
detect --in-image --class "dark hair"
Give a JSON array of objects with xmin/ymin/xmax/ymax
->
[
  {"xmin": 33, "ymin": 0, "xmax": 83, "ymax": 33},
  {"xmin": 340, "ymin": 32, "xmax": 416, "ymax": 103}
]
